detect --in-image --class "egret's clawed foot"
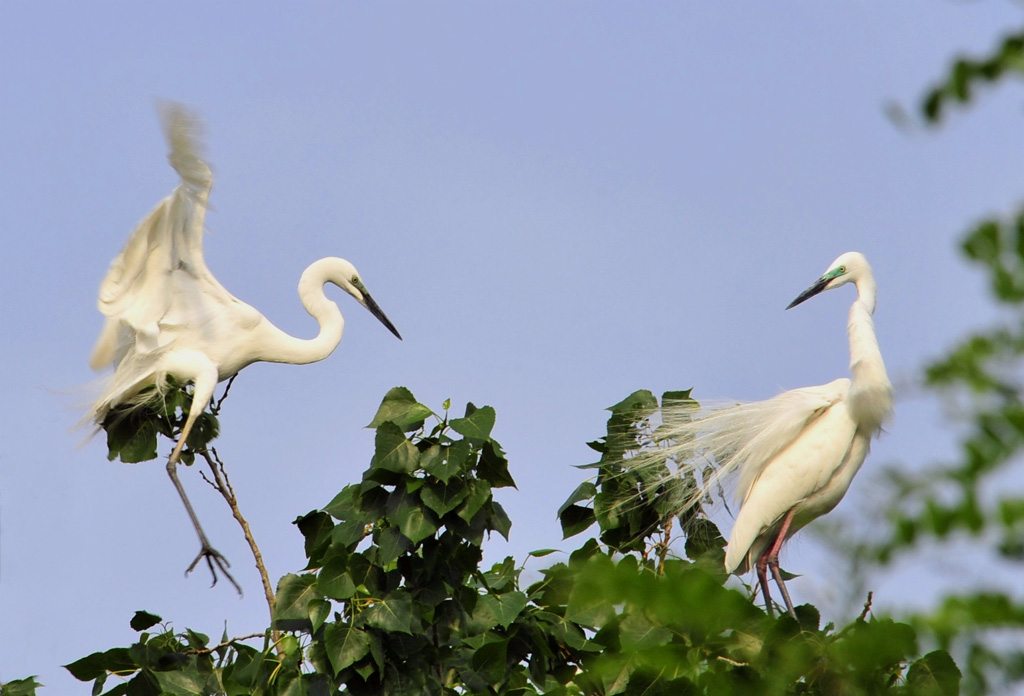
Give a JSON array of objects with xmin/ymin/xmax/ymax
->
[{"xmin": 186, "ymin": 544, "xmax": 242, "ymax": 595}]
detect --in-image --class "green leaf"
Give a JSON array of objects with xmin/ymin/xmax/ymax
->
[
  {"xmin": 420, "ymin": 478, "xmax": 469, "ymax": 516},
  {"xmin": 105, "ymin": 417, "xmax": 158, "ymax": 464},
  {"xmin": 457, "ymin": 479, "xmax": 492, "ymax": 523},
  {"xmin": 324, "ymin": 623, "xmax": 372, "ymax": 674},
  {"xmin": 906, "ymin": 650, "xmax": 962, "ymax": 696},
  {"xmin": 559, "ymin": 504, "xmax": 596, "ymax": 538},
  {"xmin": 387, "ymin": 486, "xmax": 440, "ymax": 544},
  {"xmin": 558, "ymin": 482, "xmax": 597, "ymax": 516},
  {"xmin": 490, "ymin": 501, "xmax": 512, "ymax": 540},
  {"xmin": 367, "ymin": 387, "xmax": 432, "ymax": 431},
  {"xmin": 273, "ymin": 574, "xmax": 319, "ymax": 629},
  {"xmin": 316, "ymin": 548, "xmax": 357, "ymax": 600},
  {"xmin": 308, "ymin": 598, "xmax": 331, "ymax": 633},
  {"xmin": 0, "ymin": 677, "xmax": 43, "ymax": 696},
  {"xmin": 152, "ymin": 671, "xmax": 209, "ymax": 696},
  {"xmin": 450, "ymin": 405, "xmax": 496, "ymax": 441},
  {"xmin": 375, "ymin": 525, "xmax": 412, "ymax": 565},
  {"xmin": 478, "ymin": 441, "xmax": 516, "ymax": 488},
  {"xmin": 474, "ymin": 591, "xmax": 529, "ymax": 630},
  {"xmin": 371, "ymin": 422, "xmax": 420, "ymax": 474},
  {"xmin": 65, "ymin": 648, "xmax": 135, "ymax": 681},
  {"xmin": 423, "ymin": 440, "xmax": 470, "ymax": 483},
  {"xmin": 618, "ymin": 614, "xmax": 672, "ymax": 651},
  {"xmin": 608, "ymin": 390, "xmax": 658, "ymax": 416},
  {"xmin": 470, "ymin": 638, "xmax": 509, "ymax": 684},
  {"xmin": 129, "ymin": 611, "xmax": 162, "ymax": 632},
  {"xmin": 360, "ymin": 590, "xmax": 414, "ymax": 634}
]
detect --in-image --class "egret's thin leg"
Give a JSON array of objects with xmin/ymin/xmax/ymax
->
[
  {"xmin": 766, "ymin": 509, "xmax": 798, "ymax": 619},
  {"xmin": 165, "ymin": 405, "xmax": 241, "ymax": 594}
]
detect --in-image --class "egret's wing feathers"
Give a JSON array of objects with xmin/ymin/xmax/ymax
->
[
  {"xmin": 632, "ymin": 378, "xmax": 850, "ymax": 514},
  {"xmin": 90, "ymin": 104, "xmax": 233, "ymax": 371}
]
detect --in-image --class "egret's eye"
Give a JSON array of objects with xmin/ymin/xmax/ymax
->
[
  {"xmin": 838, "ymin": 265, "xmax": 847, "ymax": 274},
  {"xmin": 352, "ymin": 276, "xmax": 360, "ymax": 285}
]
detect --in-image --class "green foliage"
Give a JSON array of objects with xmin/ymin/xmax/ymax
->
[
  {"xmin": 0, "ymin": 677, "xmax": 43, "ymax": 696},
  {"xmin": 62, "ymin": 388, "xmax": 960, "ymax": 695},
  {"xmin": 921, "ymin": 29, "xmax": 1024, "ymax": 122},
  {"xmin": 102, "ymin": 379, "xmax": 220, "ymax": 466}
]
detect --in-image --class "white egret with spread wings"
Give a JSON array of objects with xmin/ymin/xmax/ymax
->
[{"xmin": 89, "ymin": 105, "xmax": 401, "ymax": 587}]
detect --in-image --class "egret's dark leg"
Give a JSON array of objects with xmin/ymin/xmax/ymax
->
[
  {"xmin": 166, "ymin": 408, "xmax": 242, "ymax": 595},
  {"xmin": 765, "ymin": 509, "xmax": 798, "ymax": 618}
]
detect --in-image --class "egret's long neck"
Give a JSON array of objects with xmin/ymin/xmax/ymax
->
[
  {"xmin": 259, "ymin": 259, "xmax": 346, "ymax": 366},
  {"xmin": 846, "ymin": 273, "xmax": 893, "ymax": 431}
]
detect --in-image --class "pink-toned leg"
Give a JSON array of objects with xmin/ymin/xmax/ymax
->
[{"xmin": 766, "ymin": 509, "xmax": 798, "ymax": 618}]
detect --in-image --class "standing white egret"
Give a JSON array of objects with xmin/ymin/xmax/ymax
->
[
  {"xmin": 90, "ymin": 104, "xmax": 402, "ymax": 586},
  {"xmin": 635, "ymin": 252, "xmax": 891, "ymax": 617}
]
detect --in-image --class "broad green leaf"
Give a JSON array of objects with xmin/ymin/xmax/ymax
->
[
  {"xmin": 474, "ymin": 591, "xmax": 529, "ymax": 631},
  {"xmin": 470, "ymin": 638, "xmax": 509, "ymax": 684},
  {"xmin": 490, "ymin": 502, "xmax": 512, "ymax": 540},
  {"xmin": 478, "ymin": 441, "xmax": 516, "ymax": 488},
  {"xmin": 65, "ymin": 648, "xmax": 135, "ymax": 681},
  {"xmin": 420, "ymin": 478, "xmax": 469, "ymax": 516},
  {"xmin": 906, "ymin": 650, "xmax": 961, "ymax": 696},
  {"xmin": 324, "ymin": 624, "xmax": 372, "ymax": 674},
  {"xmin": 450, "ymin": 405, "xmax": 496, "ymax": 441},
  {"xmin": 367, "ymin": 387, "xmax": 432, "ymax": 431},
  {"xmin": 317, "ymin": 549, "xmax": 357, "ymax": 600},
  {"xmin": 371, "ymin": 422, "xmax": 419, "ymax": 474},
  {"xmin": 558, "ymin": 482, "xmax": 597, "ymax": 516},
  {"xmin": 153, "ymin": 671, "xmax": 209, "ymax": 696},
  {"xmin": 308, "ymin": 598, "xmax": 331, "ymax": 633},
  {"xmin": 105, "ymin": 417, "xmax": 158, "ymax": 464},
  {"xmin": 559, "ymin": 504, "xmax": 595, "ymax": 538},
  {"xmin": 386, "ymin": 486, "xmax": 440, "ymax": 544},
  {"xmin": 618, "ymin": 613, "xmax": 672, "ymax": 651},
  {"xmin": 457, "ymin": 479, "xmax": 492, "ymax": 523},
  {"xmin": 129, "ymin": 611, "xmax": 162, "ymax": 632},
  {"xmin": 607, "ymin": 390, "xmax": 657, "ymax": 416},
  {"xmin": 375, "ymin": 525, "xmax": 412, "ymax": 565},
  {"xmin": 273, "ymin": 574, "xmax": 319, "ymax": 627},
  {"xmin": 423, "ymin": 440, "xmax": 471, "ymax": 483},
  {"xmin": 360, "ymin": 591, "xmax": 414, "ymax": 634}
]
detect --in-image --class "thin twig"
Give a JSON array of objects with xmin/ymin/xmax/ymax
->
[
  {"xmin": 210, "ymin": 374, "xmax": 237, "ymax": 414},
  {"xmin": 858, "ymin": 591, "xmax": 874, "ymax": 622},
  {"xmin": 656, "ymin": 516, "xmax": 673, "ymax": 576},
  {"xmin": 198, "ymin": 448, "xmax": 277, "ymax": 631}
]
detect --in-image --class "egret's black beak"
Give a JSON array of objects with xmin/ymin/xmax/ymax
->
[
  {"xmin": 786, "ymin": 276, "xmax": 830, "ymax": 310},
  {"xmin": 363, "ymin": 292, "xmax": 402, "ymax": 340}
]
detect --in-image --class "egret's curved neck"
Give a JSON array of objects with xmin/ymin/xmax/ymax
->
[
  {"xmin": 259, "ymin": 259, "xmax": 346, "ymax": 366},
  {"xmin": 846, "ymin": 272, "xmax": 893, "ymax": 430}
]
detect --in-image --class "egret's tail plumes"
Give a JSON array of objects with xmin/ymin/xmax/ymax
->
[{"xmin": 623, "ymin": 380, "xmax": 850, "ymax": 527}]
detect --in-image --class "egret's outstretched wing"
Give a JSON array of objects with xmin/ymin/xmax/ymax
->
[
  {"xmin": 89, "ymin": 105, "xmax": 262, "ymax": 424},
  {"xmin": 629, "ymin": 378, "xmax": 851, "ymax": 514},
  {"xmin": 90, "ymin": 105, "xmax": 228, "ymax": 371}
]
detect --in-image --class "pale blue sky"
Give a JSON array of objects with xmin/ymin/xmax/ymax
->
[{"xmin": 2, "ymin": 2, "xmax": 1023, "ymax": 691}]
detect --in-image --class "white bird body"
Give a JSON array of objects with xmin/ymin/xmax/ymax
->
[
  {"xmin": 90, "ymin": 104, "xmax": 401, "ymax": 587},
  {"xmin": 636, "ymin": 251, "xmax": 891, "ymax": 615},
  {"xmin": 90, "ymin": 106, "xmax": 400, "ymax": 427}
]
